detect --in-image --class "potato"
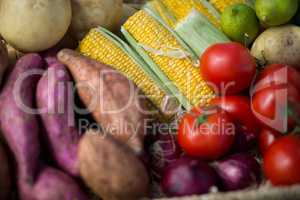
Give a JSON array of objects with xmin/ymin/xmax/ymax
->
[
  {"xmin": 58, "ymin": 49, "xmax": 147, "ymax": 154},
  {"xmin": 119, "ymin": 3, "xmax": 138, "ymax": 27},
  {"xmin": 79, "ymin": 131, "xmax": 149, "ymax": 200},
  {"xmin": 251, "ymin": 25, "xmax": 300, "ymax": 67},
  {"xmin": 70, "ymin": 0, "xmax": 123, "ymax": 40},
  {"xmin": 0, "ymin": 0, "xmax": 72, "ymax": 52}
]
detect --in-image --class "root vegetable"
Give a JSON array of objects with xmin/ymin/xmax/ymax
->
[
  {"xmin": 37, "ymin": 60, "xmax": 80, "ymax": 176},
  {"xmin": 0, "ymin": 54, "xmax": 44, "ymax": 182},
  {"xmin": 70, "ymin": 0, "xmax": 123, "ymax": 40},
  {"xmin": 251, "ymin": 25, "xmax": 300, "ymax": 67},
  {"xmin": 21, "ymin": 167, "xmax": 88, "ymax": 200},
  {"xmin": 119, "ymin": 4, "xmax": 138, "ymax": 26},
  {"xmin": 58, "ymin": 49, "xmax": 147, "ymax": 154},
  {"xmin": 0, "ymin": 54, "xmax": 88, "ymax": 200},
  {"xmin": 78, "ymin": 131, "xmax": 149, "ymax": 200}
]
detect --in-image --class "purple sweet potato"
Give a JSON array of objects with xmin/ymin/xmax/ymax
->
[
  {"xmin": 20, "ymin": 167, "xmax": 88, "ymax": 200},
  {"xmin": 0, "ymin": 53, "xmax": 44, "ymax": 183},
  {"xmin": 42, "ymin": 48, "xmax": 60, "ymax": 66},
  {"xmin": 37, "ymin": 60, "xmax": 80, "ymax": 176},
  {"xmin": 0, "ymin": 141, "xmax": 12, "ymax": 199},
  {"xmin": 0, "ymin": 54, "xmax": 88, "ymax": 200},
  {"xmin": 58, "ymin": 49, "xmax": 147, "ymax": 154}
]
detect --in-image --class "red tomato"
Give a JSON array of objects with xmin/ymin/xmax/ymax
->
[
  {"xmin": 252, "ymin": 64, "xmax": 300, "ymax": 132},
  {"xmin": 256, "ymin": 64, "xmax": 300, "ymax": 91},
  {"xmin": 200, "ymin": 42, "xmax": 256, "ymax": 95},
  {"xmin": 252, "ymin": 82, "xmax": 300, "ymax": 132},
  {"xmin": 259, "ymin": 128, "xmax": 282, "ymax": 155},
  {"xmin": 211, "ymin": 96, "xmax": 260, "ymax": 138},
  {"xmin": 178, "ymin": 107, "xmax": 235, "ymax": 160},
  {"xmin": 264, "ymin": 135, "xmax": 300, "ymax": 186}
]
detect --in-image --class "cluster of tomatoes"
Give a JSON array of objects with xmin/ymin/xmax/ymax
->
[{"xmin": 178, "ymin": 42, "xmax": 300, "ymax": 186}]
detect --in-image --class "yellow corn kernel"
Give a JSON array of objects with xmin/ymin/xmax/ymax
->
[
  {"xmin": 123, "ymin": 10, "xmax": 214, "ymax": 107},
  {"xmin": 149, "ymin": 0, "xmax": 177, "ymax": 28},
  {"xmin": 159, "ymin": 0, "xmax": 220, "ymax": 28},
  {"xmin": 79, "ymin": 28, "xmax": 167, "ymax": 111}
]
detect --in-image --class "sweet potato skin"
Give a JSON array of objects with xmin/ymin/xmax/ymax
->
[
  {"xmin": 79, "ymin": 131, "xmax": 149, "ymax": 200},
  {"xmin": 0, "ymin": 54, "xmax": 88, "ymax": 200},
  {"xmin": 0, "ymin": 54, "xmax": 44, "ymax": 182},
  {"xmin": 30, "ymin": 167, "xmax": 87, "ymax": 200},
  {"xmin": 58, "ymin": 49, "xmax": 147, "ymax": 154},
  {"xmin": 19, "ymin": 166, "xmax": 88, "ymax": 200},
  {"xmin": 36, "ymin": 60, "xmax": 80, "ymax": 176}
]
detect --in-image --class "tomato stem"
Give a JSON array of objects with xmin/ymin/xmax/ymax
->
[{"xmin": 196, "ymin": 115, "xmax": 207, "ymax": 127}]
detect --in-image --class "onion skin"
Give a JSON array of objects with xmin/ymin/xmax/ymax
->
[
  {"xmin": 214, "ymin": 154, "xmax": 261, "ymax": 191},
  {"xmin": 149, "ymin": 132, "xmax": 182, "ymax": 180},
  {"xmin": 231, "ymin": 126, "xmax": 256, "ymax": 153},
  {"xmin": 161, "ymin": 157, "xmax": 217, "ymax": 197}
]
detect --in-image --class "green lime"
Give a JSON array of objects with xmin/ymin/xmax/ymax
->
[
  {"xmin": 255, "ymin": 0, "xmax": 298, "ymax": 27},
  {"xmin": 221, "ymin": 4, "xmax": 260, "ymax": 46}
]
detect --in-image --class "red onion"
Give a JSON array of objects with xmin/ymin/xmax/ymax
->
[
  {"xmin": 161, "ymin": 157, "xmax": 217, "ymax": 197},
  {"xmin": 148, "ymin": 132, "xmax": 182, "ymax": 180},
  {"xmin": 231, "ymin": 125, "xmax": 257, "ymax": 152},
  {"xmin": 214, "ymin": 153, "xmax": 261, "ymax": 191}
]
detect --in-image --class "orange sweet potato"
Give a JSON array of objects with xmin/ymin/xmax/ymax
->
[
  {"xmin": 79, "ymin": 130, "xmax": 149, "ymax": 200},
  {"xmin": 58, "ymin": 49, "xmax": 147, "ymax": 154}
]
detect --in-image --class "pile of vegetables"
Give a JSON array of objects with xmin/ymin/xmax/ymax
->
[{"xmin": 0, "ymin": 0, "xmax": 299, "ymax": 200}]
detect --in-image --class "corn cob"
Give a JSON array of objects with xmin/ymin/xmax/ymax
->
[
  {"xmin": 175, "ymin": 9, "xmax": 230, "ymax": 56},
  {"xmin": 122, "ymin": 10, "xmax": 215, "ymax": 110},
  {"xmin": 78, "ymin": 27, "xmax": 174, "ymax": 114},
  {"xmin": 147, "ymin": 0, "xmax": 221, "ymax": 28},
  {"xmin": 145, "ymin": 0, "xmax": 229, "ymax": 57},
  {"xmin": 148, "ymin": 0, "xmax": 177, "ymax": 28},
  {"xmin": 209, "ymin": 0, "xmax": 252, "ymax": 12}
]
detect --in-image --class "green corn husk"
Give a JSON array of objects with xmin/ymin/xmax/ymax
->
[
  {"xmin": 175, "ymin": 9, "xmax": 230, "ymax": 56},
  {"xmin": 79, "ymin": 27, "xmax": 182, "ymax": 116},
  {"xmin": 144, "ymin": 0, "xmax": 221, "ymax": 28},
  {"xmin": 144, "ymin": 0, "xmax": 230, "ymax": 57},
  {"xmin": 121, "ymin": 26, "xmax": 193, "ymax": 110},
  {"xmin": 122, "ymin": 10, "xmax": 216, "ymax": 111},
  {"xmin": 97, "ymin": 27, "xmax": 170, "ymax": 95},
  {"xmin": 144, "ymin": 0, "xmax": 177, "ymax": 28}
]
